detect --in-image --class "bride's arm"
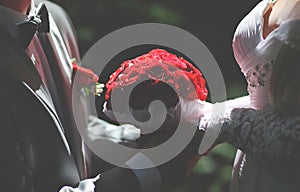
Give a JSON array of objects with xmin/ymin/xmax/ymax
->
[
  {"xmin": 183, "ymin": 98, "xmax": 300, "ymax": 164},
  {"xmin": 181, "ymin": 95, "xmax": 251, "ymax": 127},
  {"xmin": 215, "ymin": 107, "xmax": 300, "ymax": 163},
  {"xmin": 182, "ymin": 96, "xmax": 299, "ymax": 162},
  {"xmin": 181, "ymin": 95, "xmax": 251, "ymax": 154}
]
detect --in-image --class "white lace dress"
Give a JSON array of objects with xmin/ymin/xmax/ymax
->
[{"xmin": 198, "ymin": 0, "xmax": 300, "ymax": 191}]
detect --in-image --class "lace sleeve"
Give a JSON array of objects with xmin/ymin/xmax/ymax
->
[{"xmin": 199, "ymin": 106, "xmax": 300, "ymax": 164}]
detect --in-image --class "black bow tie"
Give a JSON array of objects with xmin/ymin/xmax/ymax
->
[{"xmin": 16, "ymin": 3, "xmax": 49, "ymax": 49}]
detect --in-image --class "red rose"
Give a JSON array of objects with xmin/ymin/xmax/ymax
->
[
  {"xmin": 105, "ymin": 49, "xmax": 208, "ymax": 101},
  {"xmin": 144, "ymin": 61, "xmax": 167, "ymax": 80},
  {"xmin": 72, "ymin": 61, "xmax": 99, "ymax": 85}
]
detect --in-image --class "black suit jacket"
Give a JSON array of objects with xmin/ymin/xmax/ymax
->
[
  {"xmin": 0, "ymin": 1, "xmax": 145, "ymax": 191},
  {"xmin": 0, "ymin": 1, "xmax": 88, "ymax": 191}
]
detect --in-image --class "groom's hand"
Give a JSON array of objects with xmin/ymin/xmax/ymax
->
[{"xmin": 87, "ymin": 115, "xmax": 140, "ymax": 145}]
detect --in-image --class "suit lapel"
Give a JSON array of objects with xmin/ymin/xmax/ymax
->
[
  {"xmin": 0, "ymin": 26, "xmax": 71, "ymax": 155},
  {"xmin": 36, "ymin": 9, "xmax": 88, "ymax": 178},
  {"xmin": 35, "ymin": 83, "xmax": 66, "ymax": 133},
  {"xmin": 0, "ymin": 27, "xmax": 42, "ymax": 91},
  {"xmin": 23, "ymin": 82, "xmax": 71, "ymax": 155}
]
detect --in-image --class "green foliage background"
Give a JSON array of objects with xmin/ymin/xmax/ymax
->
[{"xmin": 50, "ymin": 0, "xmax": 257, "ymax": 191}]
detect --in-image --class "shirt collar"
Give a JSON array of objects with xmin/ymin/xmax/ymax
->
[
  {"xmin": 28, "ymin": 0, "xmax": 38, "ymax": 18},
  {"xmin": 0, "ymin": 0, "xmax": 36, "ymax": 37}
]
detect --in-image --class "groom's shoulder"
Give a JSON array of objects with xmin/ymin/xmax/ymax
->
[
  {"xmin": 34, "ymin": 0, "xmax": 70, "ymax": 23},
  {"xmin": 35, "ymin": 0, "xmax": 80, "ymax": 60}
]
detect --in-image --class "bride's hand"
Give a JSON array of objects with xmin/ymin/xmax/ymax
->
[{"xmin": 179, "ymin": 98, "xmax": 212, "ymax": 126}]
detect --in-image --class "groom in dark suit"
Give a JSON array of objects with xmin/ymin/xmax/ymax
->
[
  {"xmin": 0, "ymin": 0, "xmax": 96, "ymax": 191},
  {"xmin": 0, "ymin": 0, "xmax": 202, "ymax": 191}
]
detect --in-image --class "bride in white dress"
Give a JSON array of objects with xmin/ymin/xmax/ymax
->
[
  {"xmin": 182, "ymin": 0, "xmax": 300, "ymax": 191},
  {"xmin": 100, "ymin": 0, "xmax": 300, "ymax": 191}
]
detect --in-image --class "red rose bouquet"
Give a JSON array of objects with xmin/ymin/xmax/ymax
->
[
  {"xmin": 106, "ymin": 49, "xmax": 207, "ymax": 100},
  {"xmin": 102, "ymin": 49, "xmax": 208, "ymax": 148}
]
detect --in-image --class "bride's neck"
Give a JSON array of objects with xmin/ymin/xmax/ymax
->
[
  {"xmin": 263, "ymin": 0, "xmax": 300, "ymax": 39},
  {"xmin": 270, "ymin": 0, "xmax": 300, "ymax": 25},
  {"xmin": 0, "ymin": 0, "xmax": 31, "ymax": 14}
]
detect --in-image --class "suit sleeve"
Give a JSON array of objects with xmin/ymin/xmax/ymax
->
[
  {"xmin": 0, "ymin": 104, "xmax": 33, "ymax": 192},
  {"xmin": 93, "ymin": 120, "xmax": 204, "ymax": 192},
  {"xmin": 94, "ymin": 155, "xmax": 195, "ymax": 192}
]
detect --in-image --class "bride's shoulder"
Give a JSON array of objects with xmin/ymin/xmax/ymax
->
[
  {"xmin": 232, "ymin": 0, "xmax": 300, "ymax": 63},
  {"xmin": 232, "ymin": 0, "xmax": 270, "ymax": 64}
]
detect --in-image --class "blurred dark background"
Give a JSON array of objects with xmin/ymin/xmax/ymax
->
[{"xmin": 50, "ymin": 0, "xmax": 259, "ymax": 191}]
